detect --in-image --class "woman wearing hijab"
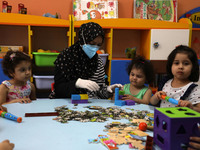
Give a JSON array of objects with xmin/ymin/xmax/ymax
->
[{"xmin": 51, "ymin": 22, "xmax": 122, "ymax": 99}]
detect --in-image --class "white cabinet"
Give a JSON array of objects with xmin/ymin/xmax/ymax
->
[{"xmin": 150, "ymin": 29, "xmax": 190, "ymax": 60}]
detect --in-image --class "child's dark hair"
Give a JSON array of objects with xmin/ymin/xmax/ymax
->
[
  {"xmin": 166, "ymin": 45, "xmax": 199, "ymax": 82},
  {"xmin": 127, "ymin": 56, "xmax": 154, "ymax": 84},
  {"xmin": 2, "ymin": 50, "xmax": 32, "ymax": 78}
]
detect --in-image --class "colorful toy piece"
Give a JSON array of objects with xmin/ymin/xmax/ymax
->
[
  {"xmin": 0, "ymin": 111, "xmax": 22, "ymax": 123},
  {"xmin": 139, "ymin": 122, "xmax": 147, "ymax": 131},
  {"xmin": 114, "ymin": 88, "xmax": 135, "ymax": 106},
  {"xmin": 154, "ymin": 107, "xmax": 200, "ymax": 150},
  {"xmin": 161, "ymin": 95, "xmax": 179, "ymax": 105},
  {"xmin": 71, "ymin": 94, "xmax": 88, "ymax": 104},
  {"xmin": 98, "ymin": 135, "xmax": 118, "ymax": 150}
]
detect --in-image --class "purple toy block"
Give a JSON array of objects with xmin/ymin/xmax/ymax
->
[
  {"xmin": 125, "ymin": 100, "xmax": 135, "ymax": 106},
  {"xmin": 119, "ymin": 95, "xmax": 123, "ymax": 100},
  {"xmin": 72, "ymin": 100, "xmax": 88, "ymax": 104},
  {"xmin": 154, "ymin": 107, "xmax": 200, "ymax": 150},
  {"xmin": 115, "ymin": 100, "xmax": 126, "ymax": 106}
]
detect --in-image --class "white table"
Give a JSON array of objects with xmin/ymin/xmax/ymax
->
[{"xmin": 1, "ymin": 99, "xmax": 155, "ymax": 150}]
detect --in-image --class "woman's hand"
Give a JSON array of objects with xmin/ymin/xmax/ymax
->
[
  {"xmin": 75, "ymin": 78, "xmax": 100, "ymax": 92},
  {"xmin": 107, "ymin": 84, "xmax": 123, "ymax": 93}
]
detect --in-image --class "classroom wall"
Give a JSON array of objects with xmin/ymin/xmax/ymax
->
[{"xmin": 1, "ymin": 0, "xmax": 200, "ymax": 20}]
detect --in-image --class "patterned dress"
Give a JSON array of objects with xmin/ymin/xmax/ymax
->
[{"xmin": 2, "ymin": 80, "xmax": 31, "ymax": 102}]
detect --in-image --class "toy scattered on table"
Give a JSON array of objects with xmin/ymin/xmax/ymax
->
[
  {"xmin": 154, "ymin": 107, "xmax": 200, "ymax": 150},
  {"xmin": 98, "ymin": 135, "xmax": 118, "ymax": 150},
  {"xmin": 138, "ymin": 122, "xmax": 147, "ymax": 131},
  {"xmin": 71, "ymin": 94, "xmax": 88, "ymax": 104},
  {"xmin": 125, "ymin": 47, "xmax": 136, "ymax": 58},
  {"xmin": 25, "ymin": 112, "xmax": 58, "ymax": 117},
  {"xmin": 53, "ymin": 105, "xmax": 153, "ymax": 124},
  {"xmin": 104, "ymin": 125, "xmax": 147, "ymax": 149},
  {"xmin": 0, "ymin": 111, "xmax": 22, "ymax": 123},
  {"xmin": 161, "ymin": 95, "xmax": 178, "ymax": 105},
  {"xmin": 114, "ymin": 88, "xmax": 135, "ymax": 106},
  {"xmin": 88, "ymin": 138, "xmax": 100, "ymax": 144}
]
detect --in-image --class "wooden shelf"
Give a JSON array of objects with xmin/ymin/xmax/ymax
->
[
  {"xmin": 74, "ymin": 18, "xmax": 190, "ymax": 29},
  {"xmin": 192, "ymin": 28, "xmax": 200, "ymax": 31},
  {"xmin": 0, "ymin": 13, "xmax": 70, "ymax": 27}
]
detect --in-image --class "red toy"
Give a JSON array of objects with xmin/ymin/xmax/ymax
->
[{"xmin": 139, "ymin": 122, "xmax": 147, "ymax": 131}]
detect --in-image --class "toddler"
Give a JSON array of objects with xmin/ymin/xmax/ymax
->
[
  {"xmin": 150, "ymin": 45, "xmax": 200, "ymax": 112},
  {"xmin": 121, "ymin": 56, "xmax": 155, "ymax": 104},
  {"xmin": 0, "ymin": 50, "xmax": 36, "ymax": 106}
]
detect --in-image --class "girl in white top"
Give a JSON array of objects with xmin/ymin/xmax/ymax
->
[{"xmin": 150, "ymin": 45, "xmax": 200, "ymax": 113}]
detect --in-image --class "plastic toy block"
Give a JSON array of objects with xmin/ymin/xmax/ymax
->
[
  {"xmin": 115, "ymin": 100, "xmax": 126, "ymax": 106},
  {"xmin": 119, "ymin": 90, "xmax": 125, "ymax": 95},
  {"xmin": 119, "ymin": 95, "xmax": 123, "ymax": 100},
  {"xmin": 71, "ymin": 94, "xmax": 81, "ymax": 100},
  {"xmin": 154, "ymin": 107, "xmax": 200, "ymax": 150},
  {"xmin": 125, "ymin": 100, "xmax": 135, "ymax": 106},
  {"xmin": 115, "ymin": 88, "xmax": 119, "ymax": 101},
  {"xmin": 0, "ymin": 111, "xmax": 22, "ymax": 123},
  {"xmin": 161, "ymin": 95, "xmax": 179, "ymax": 105},
  {"xmin": 80, "ymin": 94, "xmax": 88, "ymax": 100},
  {"xmin": 72, "ymin": 100, "xmax": 88, "ymax": 104}
]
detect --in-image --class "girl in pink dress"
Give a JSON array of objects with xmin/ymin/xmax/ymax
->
[{"xmin": 0, "ymin": 50, "xmax": 36, "ymax": 108}]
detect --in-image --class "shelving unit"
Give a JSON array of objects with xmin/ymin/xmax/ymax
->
[
  {"xmin": 0, "ymin": 13, "xmax": 71, "ymax": 97},
  {"xmin": 72, "ymin": 17, "xmax": 191, "ymax": 85},
  {"xmin": 0, "ymin": 13, "xmax": 193, "ymax": 96}
]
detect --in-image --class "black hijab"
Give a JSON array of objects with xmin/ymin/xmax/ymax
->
[{"xmin": 54, "ymin": 22, "xmax": 104, "ymax": 82}]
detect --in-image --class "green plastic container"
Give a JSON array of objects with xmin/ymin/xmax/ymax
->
[{"xmin": 33, "ymin": 52, "xmax": 59, "ymax": 67}]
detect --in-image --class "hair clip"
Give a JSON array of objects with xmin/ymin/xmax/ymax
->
[{"xmin": 10, "ymin": 53, "xmax": 16, "ymax": 61}]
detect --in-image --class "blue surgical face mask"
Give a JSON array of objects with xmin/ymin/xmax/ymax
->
[
  {"xmin": 81, "ymin": 30, "xmax": 100, "ymax": 59},
  {"xmin": 82, "ymin": 44, "xmax": 100, "ymax": 59}
]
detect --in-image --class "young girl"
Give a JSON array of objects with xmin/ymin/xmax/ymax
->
[
  {"xmin": 150, "ymin": 45, "xmax": 200, "ymax": 112},
  {"xmin": 0, "ymin": 50, "xmax": 36, "ymax": 105},
  {"xmin": 121, "ymin": 56, "xmax": 155, "ymax": 104}
]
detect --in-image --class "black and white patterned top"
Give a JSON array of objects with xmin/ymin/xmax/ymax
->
[{"xmin": 51, "ymin": 22, "xmax": 111, "ymax": 99}]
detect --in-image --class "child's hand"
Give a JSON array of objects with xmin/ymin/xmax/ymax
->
[
  {"xmin": 9, "ymin": 98, "xmax": 32, "ymax": 104},
  {"xmin": 0, "ymin": 106, "xmax": 7, "ymax": 112},
  {"xmin": 188, "ymin": 136, "xmax": 200, "ymax": 150},
  {"xmin": 178, "ymin": 100, "xmax": 193, "ymax": 109},
  {"xmin": 19, "ymin": 98, "xmax": 32, "ymax": 104},
  {"xmin": 0, "ymin": 140, "xmax": 14, "ymax": 150},
  {"xmin": 155, "ymin": 91, "xmax": 166, "ymax": 100},
  {"xmin": 121, "ymin": 94, "xmax": 134, "ymax": 100}
]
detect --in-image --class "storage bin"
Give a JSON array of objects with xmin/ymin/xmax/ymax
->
[
  {"xmin": 99, "ymin": 54, "xmax": 109, "ymax": 66},
  {"xmin": 33, "ymin": 75, "xmax": 54, "ymax": 89},
  {"xmin": 33, "ymin": 52, "xmax": 59, "ymax": 67}
]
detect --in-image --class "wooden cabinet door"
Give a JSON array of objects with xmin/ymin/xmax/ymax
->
[{"xmin": 150, "ymin": 29, "xmax": 190, "ymax": 60}]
